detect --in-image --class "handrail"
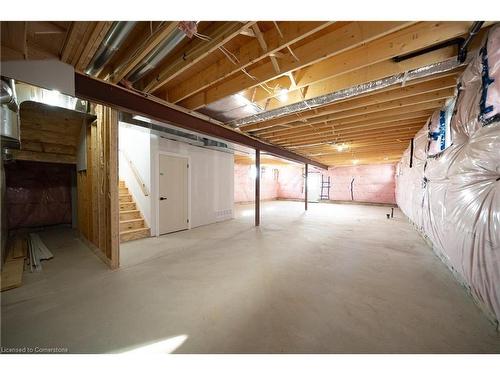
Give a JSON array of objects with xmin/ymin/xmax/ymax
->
[{"xmin": 119, "ymin": 149, "xmax": 150, "ymax": 196}]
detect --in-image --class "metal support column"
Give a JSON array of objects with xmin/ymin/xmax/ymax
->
[
  {"xmin": 255, "ymin": 149, "xmax": 260, "ymax": 226},
  {"xmin": 304, "ymin": 163, "xmax": 308, "ymax": 210}
]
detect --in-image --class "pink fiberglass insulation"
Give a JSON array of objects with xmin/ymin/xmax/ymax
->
[
  {"xmin": 234, "ymin": 163, "xmax": 305, "ymax": 202},
  {"xmin": 234, "ymin": 163, "xmax": 279, "ymax": 203},
  {"xmin": 277, "ymin": 165, "xmax": 305, "ymax": 199},
  {"xmin": 323, "ymin": 164, "xmax": 396, "ymax": 204},
  {"xmin": 396, "ymin": 24, "xmax": 500, "ymax": 325}
]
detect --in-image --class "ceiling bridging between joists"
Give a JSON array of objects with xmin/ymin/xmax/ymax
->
[{"xmin": 1, "ymin": 21, "xmax": 494, "ymax": 167}]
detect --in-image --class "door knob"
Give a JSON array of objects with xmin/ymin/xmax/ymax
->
[{"xmin": 160, "ymin": 197, "xmax": 167, "ymax": 200}]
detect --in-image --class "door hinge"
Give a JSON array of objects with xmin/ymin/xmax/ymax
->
[
  {"xmin": 187, "ymin": 219, "xmax": 189, "ymax": 223},
  {"xmin": 187, "ymin": 163, "xmax": 189, "ymax": 168}
]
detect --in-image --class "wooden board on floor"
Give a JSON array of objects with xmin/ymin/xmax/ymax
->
[
  {"xmin": 1, "ymin": 258, "xmax": 24, "ymax": 292},
  {"xmin": 10, "ymin": 237, "xmax": 28, "ymax": 260}
]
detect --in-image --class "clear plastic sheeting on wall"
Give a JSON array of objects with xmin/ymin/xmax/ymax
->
[
  {"xmin": 5, "ymin": 161, "xmax": 73, "ymax": 229},
  {"xmin": 427, "ymin": 99, "xmax": 455, "ymax": 157},
  {"xmin": 395, "ymin": 24, "xmax": 500, "ymax": 327}
]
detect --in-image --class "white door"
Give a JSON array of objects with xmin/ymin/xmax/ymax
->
[
  {"xmin": 307, "ymin": 172, "xmax": 321, "ymax": 202},
  {"xmin": 159, "ymin": 154, "xmax": 188, "ymax": 235}
]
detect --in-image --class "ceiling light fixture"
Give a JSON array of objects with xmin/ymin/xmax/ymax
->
[
  {"xmin": 336, "ymin": 143, "xmax": 347, "ymax": 152},
  {"xmin": 277, "ymin": 88, "xmax": 289, "ymax": 102}
]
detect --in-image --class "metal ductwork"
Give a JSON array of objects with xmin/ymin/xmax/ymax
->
[
  {"xmin": 126, "ymin": 28, "xmax": 186, "ymax": 83},
  {"xmin": 85, "ymin": 21, "xmax": 138, "ymax": 76},
  {"xmin": 120, "ymin": 112, "xmax": 231, "ymax": 153},
  {"xmin": 230, "ymin": 56, "xmax": 472, "ymax": 128},
  {"xmin": 458, "ymin": 21, "xmax": 485, "ymax": 63},
  {"xmin": 1, "ymin": 78, "xmax": 20, "ymax": 149}
]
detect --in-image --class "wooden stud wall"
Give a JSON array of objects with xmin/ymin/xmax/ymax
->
[{"xmin": 77, "ymin": 104, "xmax": 119, "ymax": 268}]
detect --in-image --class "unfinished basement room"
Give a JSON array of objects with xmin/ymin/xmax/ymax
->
[{"xmin": 1, "ymin": 3, "xmax": 500, "ymax": 370}]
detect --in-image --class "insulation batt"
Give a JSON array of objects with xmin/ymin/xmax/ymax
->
[
  {"xmin": 396, "ymin": 24, "xmax": 500, "ymax": 325},
  {"xmin": 234, "ymin": 164, "xmax": 304, "ymax": 203},
  {"xmin": 324, "ymin": 164, "xmax": 395, "ymax": 204}
]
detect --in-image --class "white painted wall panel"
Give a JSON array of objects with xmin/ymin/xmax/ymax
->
[{"xmin": 150, "ymin": 135, "xmax": 234, "ymax": 235}]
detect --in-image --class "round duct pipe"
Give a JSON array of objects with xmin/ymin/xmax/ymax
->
[{"xmin": 85, "ymin": 21, "xmax": 138, "ymax": 77}]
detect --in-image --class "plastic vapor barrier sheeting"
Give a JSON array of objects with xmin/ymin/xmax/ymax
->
[{"xmin": 395, "ymin": 24, "xmax": 500, "ymax": 326}]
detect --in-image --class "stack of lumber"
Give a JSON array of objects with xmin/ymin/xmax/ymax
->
[
  {"xmin": 0, "ymin": 232, "xmax": 55, "ymax": 291},
  {"xmin": 0, "ymin": 236, "xmax": 28, "ymax": 291},
  {"xmin": 28, "ymin": 233, "xmax": 54, "ymax": 272}
]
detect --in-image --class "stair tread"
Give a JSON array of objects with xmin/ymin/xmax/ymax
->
[
  {"xmin": 120, "ymin": 227, "xmax": 150, "ymax": 234},
  {"xmin": 118, "ymin": 181, "xmax": 149, "ymax": 242},
  {"xmin": 120, "ymin": 218, "xmax": 144, "ymax": 223}
]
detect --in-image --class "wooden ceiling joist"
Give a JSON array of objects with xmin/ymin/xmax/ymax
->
[
  {"xmin": 241, "ymin": 48, "xmax": 463, "ymax": 111},
  {"xmin": 75, "ymin": 22, "xmax": 113, "ymax": 72},
  {"xmin": 282, "ymin": 134, "xmax": 419, "ymax": 150},
  {"xmin": 293, "ymin": 22, "xmax": 474, "ymax": 89},
  {"xmin": 270, "ymin": 112, "xmax": 436, "ymax": 146},
  {"xmin": 281, "ymin": 130, "xmax": 421, "ymax": 148},
  {"xmin": 178, "ymin": 21, "xmax": 415, "ymax": 109},
  {"xmin": 163, "ymin": 21, "xmax": 332, "ymax": 104},
  {"xmin": 241, "ymin": 75, "xmax": 458, "ymax": 133},
  {"xmin": 143, "ymin": 21, "xmax": 257, "ymax": 93},
  {"xmin": 260, "ymin": 99, "xmax": 446, "ymax": 141},
  {"xmin": 110, "ymin": 22, "xmax": 180, "ymax": 84},
  {"xmin": 235, "ymin": 23, "xmax": 488, "ymax": 113},
  {"xmin": 286, "ymin": 124, "xmax": 424, "ymax": 147},
  {"xmin": 4, "ymin": 20, "xmax": 494, "ymax": 167}
]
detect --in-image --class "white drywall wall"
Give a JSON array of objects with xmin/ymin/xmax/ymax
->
[
  {"xmin": 118, "ymin": 123, "xmax": 152, "ymax": 226},
  {"xmin": 150, "ymin": 134, "xmax": 234, "ymax": 235}
]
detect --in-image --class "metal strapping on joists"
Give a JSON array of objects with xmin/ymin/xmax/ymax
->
[{"xmin": 229, "ymin": 56, "xmax": 472, "ymax": 128}]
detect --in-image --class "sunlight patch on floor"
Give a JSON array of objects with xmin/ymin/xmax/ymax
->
[{"xmin": 116, "ymin": 335, "xmax": 188, "ymax": 354}]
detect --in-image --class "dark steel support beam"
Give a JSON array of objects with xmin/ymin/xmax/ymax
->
[
  {"xmin": 304, "ymin": 163, "xmax": 308, "ymax": 211},
  {"xmin": 255, "ymin": 149, "xmax": 260, "ymax": 227},
  {"xmin": 74, "ymin": 73, "xmax": 328, "ymax": 170}
]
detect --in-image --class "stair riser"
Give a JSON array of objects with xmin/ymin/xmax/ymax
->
[
  {"xmin": 120, "ymin": 211, "xmax": 141, "ymax": 221},
  {"xmin": 120, "ymin": 202, "xmax": 136, "ymax": 211},
  {"xmin": 120, "ymin": 220, "xmax": 145, "ymax": 231},
  {"xmin": 119, "ymin": 187, "xmax": 128, "ymax": 194},
  {"xmin": 119, "ymin": 181, "xmax": 125, "ymax": 188},
  {"xmin": 120, "ymin": 228, "xmax": 150, "ymax": 242}
]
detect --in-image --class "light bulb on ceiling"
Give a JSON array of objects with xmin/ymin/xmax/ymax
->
[
  {"xmin": 277, "ymin": 88, "xmax": 289, "ymax": 102},
  {"xmin": 336, "ymin": 143, "xmax": 347, "ymax": 152}
]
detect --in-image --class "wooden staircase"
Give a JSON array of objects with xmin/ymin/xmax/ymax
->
[{"xmin": 119, "ymin": 180, "xmax": 150, "ymax": 242}]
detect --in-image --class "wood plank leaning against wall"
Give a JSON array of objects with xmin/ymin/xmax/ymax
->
[{"xmin": 77, "ymin": 104, "xmax": 119, "ymax": 269}]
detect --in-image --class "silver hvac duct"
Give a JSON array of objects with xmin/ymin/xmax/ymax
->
[
  {"xmin": 126, "ymin": 28, "xmax": 186, "ymax": 83},
  {"xmin": 0, "ymin": 78, "xmax": 20, "ymax": 149},
  {"xmin": 85, "ymin": 21, "xmax": 138, "ymax": 76},
  {"xmin": 230, "ymin": 56, "xmax": 472, "ymax": 128}
]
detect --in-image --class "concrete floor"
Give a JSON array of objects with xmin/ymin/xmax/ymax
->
[{"xmin": 1, "ymin": 201, "xmax": 499, "ymax": 353}]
